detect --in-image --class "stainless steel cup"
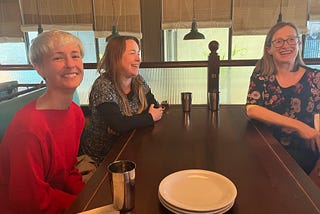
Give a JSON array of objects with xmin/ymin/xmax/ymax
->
[
  {"xmin": 183, "ymin": 112, "xmax": 191, "ymax": 130},
  {"xmin": 210, "ymin": 111, "xmax": 220, "ymax": 128},
  {"xmin": 181, "ymin": 92, "xmax": 192, "ymax": 112},
  {"xmin": 107, "ymin": 160, "xmax": 136, "ymax": 211},
  {"xmin": 208, "ymin": 91, "xmax": 219, "ymax": 111}
]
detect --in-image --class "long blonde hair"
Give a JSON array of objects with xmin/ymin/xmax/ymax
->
[
  {"xmin": 97, "ymin": 35, "xmax": 148, "ymax": 116},
  {"xmin": 255, "ymin": 22, "xmax": 305, "ymax": 76}
]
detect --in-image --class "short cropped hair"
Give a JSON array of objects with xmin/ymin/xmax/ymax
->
[{"xmin": 29, "ymin": 30, "xmax": 84, "ymax": 65}]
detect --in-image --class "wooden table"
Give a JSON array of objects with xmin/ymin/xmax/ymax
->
[{"xmin": 66, "ymin": 105, "xmax": 320, "ymax": 214}]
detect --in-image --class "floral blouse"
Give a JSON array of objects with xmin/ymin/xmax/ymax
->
[{"xmin": 247, "ymin": 66, "xmax": 320, "ymax": 146}]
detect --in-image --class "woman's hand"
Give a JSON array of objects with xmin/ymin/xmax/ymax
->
[
  {"xmin": 247, "ymin": 105, "xmax": 320, "ymax": 152},
  {"xmin": 148, "ymin": 104, "xmax": 164, "ymax": 122},
  {"xmin": 295, "ymin": 122, "xmax": 320, "ymax": 152}
]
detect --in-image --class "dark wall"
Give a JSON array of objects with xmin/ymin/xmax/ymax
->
[{"xmin": 140, "ymin": 0, "xmax": 163, "ymax": 61}]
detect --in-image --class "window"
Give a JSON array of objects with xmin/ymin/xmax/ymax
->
[
  {"xmin": 0, "ymin": 31, "xmax": 97, "ymax": 65},
  {"xmin": 163, "ymin": 28, "xmax": 229, "ymax": 61},
  {"xmin": 231, "ymin": 35, "xmax": 265, "ymax": 60},
  {"xmin": 304, "ymin": 21, "xmax": 320, "ymax": 58},
  {"xmin": 1, "ymin": 23, "xmax": 320, "ymax": 105},
  {"xmin": 0, "ymin": 42, "xmax": 28, "ymax": 65},
  {"xmin": 69, "ymin": 31, "xmax": 97, "ymax": 63},
  {"xmin": 163, "ymin": 28, "xmax": 267, "ymax": 61},
  {"xmin": 98, "ymin": 38, "xmax": 107, "ymax": 60}
]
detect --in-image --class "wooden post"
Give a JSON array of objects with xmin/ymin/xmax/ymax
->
[
  {"xmin": 207, "ymin": 40, "xmax": 220, "ymax": 93},
  {"xmin": 207, "ymin": 41, "xmax": 220, "ymax": 111}
]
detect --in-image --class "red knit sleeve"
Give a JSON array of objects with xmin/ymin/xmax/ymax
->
[
  {"xmin": 7, "ymin": 132, "xmax": 78, "ymax": 214},
  {"xmin": 64, "ymin": 166, "xmax": 85, "ymax": 194}
]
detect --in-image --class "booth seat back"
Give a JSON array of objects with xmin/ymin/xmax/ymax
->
[
  {"xmin": 0, "ymin": 88, "xmax": 80, "ymax": 141},
  {"xmin": 0, "ymin": 87, "xmax": 46, "ymax": 141}
]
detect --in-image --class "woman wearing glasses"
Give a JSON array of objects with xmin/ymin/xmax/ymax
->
[{"xmin": 246, "ymin": 22, "xmax": 320, "ymax": 175}]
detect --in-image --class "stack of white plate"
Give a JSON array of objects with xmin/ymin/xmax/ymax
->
[{"xmin": 158, "ymin": 169, "xmax": 237, "ymax": 214}]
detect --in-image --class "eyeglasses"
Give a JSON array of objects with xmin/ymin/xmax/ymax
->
[{"xmin": 271, "ymin": 36, "xmax": 299, "ymax": 48}]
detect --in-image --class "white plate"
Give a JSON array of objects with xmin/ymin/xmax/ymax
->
[
  {"xmin": 159, "ymin": 169, "xmax": 237, "ymax": 212},
  {"xmin": 159, "ymin": 192, "xmax": 234, "ymax": 214}
]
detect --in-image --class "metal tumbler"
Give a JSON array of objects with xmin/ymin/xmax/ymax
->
[
  {"xmin": 181, "ymin": 92, "xmax": 192, "ymax": 112},
  {"xmin": 107, "ymin": 160, "xmax": 136, "ymax": 211}
]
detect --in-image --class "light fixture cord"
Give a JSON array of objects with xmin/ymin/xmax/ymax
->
[
  {"xmin": 112, "ymin": 0, "xmax": 116, "ymax": 25},
  {"xmin": 277, "ymin": 0, "xmax": 283, "ymax": 23},
  {"xmin": 192, "ymin": 0, "xmax": 195, "ymax": 20},
  {"xmin": 91, "ymin": 0, "xmax": 96, "ymax": 31},
  {"xmin": 35, "ymin": 0, "xmax": 43, "ymax": 34},
  {"xmin": 35, "ymin": 0, "xmax": 41, "ymax": 25},
  {"xmin": 111, "ymin": 0, "xmax": 122, "ymax": 26},
  {"xmin": 117, "ymin": 0, "xmax": 122, "ymax": 25}
]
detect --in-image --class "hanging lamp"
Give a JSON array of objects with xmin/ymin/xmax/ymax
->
[
  {"xmin": 35, "ymin": 0, "xmax": 43, "ymax": 34},
  {"xmin": 106, "ymin": 25, "xmax": 120, "ymax": 41},
  {"xmin": 183, "ymin": 0, "xmax": 205, "ymax": 40},
  {"xmin": 277, "ymin": 0, "xmax": 283, "ymax": 23},
  {"xmin": 106, "ymin": 0, "xmax": 120, "ymax": 42}
]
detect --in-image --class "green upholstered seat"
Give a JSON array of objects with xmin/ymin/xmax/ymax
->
[{"xmin": 0, "ymin": 87, "xmax": 46, "ymax": 141}]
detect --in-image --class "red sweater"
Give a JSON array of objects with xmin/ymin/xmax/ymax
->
[{"xmin": 0, "ymin": 100, "xmax": 85, "ymax": 214}]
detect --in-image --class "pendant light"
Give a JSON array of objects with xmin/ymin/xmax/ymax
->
[
  {"xmin": 35, "ymin": 0, "xmax": 43, "ymax": 34},
  {"xmin": 183, "ymin": 0, "xmax": 205, "ymax": 40},
  {"xmin": 106, "ymin": 25, "xmax": 119, "ymax": 41},
  {"xmin": 106, "ymin": 0, "xmax": 120, "ymax": 42},
  {"xmin": 277, "ymin": 0, "xmax": 283, "ymax": 23}
]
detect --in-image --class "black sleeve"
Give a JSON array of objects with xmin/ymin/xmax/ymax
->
[
  {"xmin": 146, "ymin": 91, "xmax": 158, "ymax": 106},
  {"xmin": 96, "ymin": 101, "xmax": 154, "ymax": 133}
]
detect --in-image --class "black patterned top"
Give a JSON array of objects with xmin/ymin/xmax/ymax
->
[{"xmin": 80, "ymin": 75, "xmax": 157, "ymax": 164}]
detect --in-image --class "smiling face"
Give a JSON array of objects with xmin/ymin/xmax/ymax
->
[
  {"xmin": 267, "ymin": 25, "xmax": 301, "ymax": 66},
  {"xmin": 35, "ymin": 43, "xmax": 84, "ymax": 93},
  {"xmin": 119, "ymin": 39, "xmax": 141, "ymax": 79}
]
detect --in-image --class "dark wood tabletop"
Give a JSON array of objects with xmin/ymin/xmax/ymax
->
[{"xmin": 66, "ymin": 105, "xmax": 320, "ymax": 214}]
